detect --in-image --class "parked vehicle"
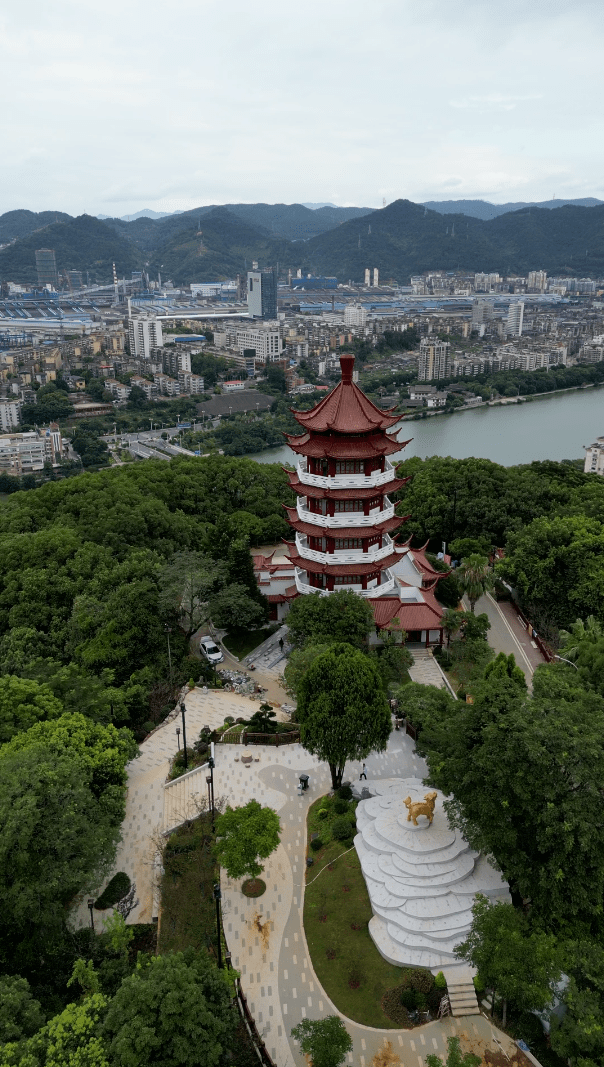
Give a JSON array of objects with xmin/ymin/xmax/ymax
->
[{"xmin": 200, "ymin": 637, "xmax": 224, "ymax": 664}]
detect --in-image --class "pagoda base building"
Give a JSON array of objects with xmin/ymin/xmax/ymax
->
[{"xmin": 282, "ymin": 353, "xmax": 445, "ymax": 646}]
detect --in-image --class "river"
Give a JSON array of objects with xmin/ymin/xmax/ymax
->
[{"xmin": 248, "ymin": 386, "xmax": 604, "ymax": 468}]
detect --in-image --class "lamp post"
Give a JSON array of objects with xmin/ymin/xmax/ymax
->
[
  {"xmin": 165, "ymin": 625, "xmax": 172, "ymax": 685},
  {"xmin": 180, "ymin": 702, "xmax": 188, "ymax": 770},
  {"xmin": 176, "ymin": 726, "xmax": 181, "ymax": 750},
  {"xmin": 208, "ymin": 755, "xmax": 215, "ymax": 829},
  {"xmin": 87, "ymin": 898, "xmax": 95, "ymax": 931},
  {"xmin": 554, "ymin": 654, "xmax": 579, "ymax": 670},
  {"xmin": 213, "ymin": 883, "xmax": 223, "ymax": 968},
  {"xmin": 206, "ymin": 774, "xmax": 212, "ymax": 817}
]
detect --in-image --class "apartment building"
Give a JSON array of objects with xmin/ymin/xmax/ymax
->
[
  {"xmin": 344, "ymin": 305, "xmax": 368, "ymax": 327},
  {"xmin": 584, "ymin": 437, "xmax": 604, "ymax": 475},
  {"xmin": 418, "ymin": 339, "xmax": 451, "ymax": 381},
  {"xmin": 0, "ymin": 424, "xmax": 63, "ymax": 476},
  {"xmin": 128, "ymin": 316, "xmax": 164, "ymax": 359},
  {"xmin": 104, "ymin": 379, "xmax": 131, "ymax": 402},
  {"xmin": 0, "ymin": 399, "xmax": 21, "ymax": 432}
]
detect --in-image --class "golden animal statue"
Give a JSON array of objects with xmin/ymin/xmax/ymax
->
[{"xmin": 403, "ymin": 791, "xmax": 438, "ymax": 826}]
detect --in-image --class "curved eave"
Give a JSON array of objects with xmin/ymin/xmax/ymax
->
[
  {"xmin": 285, "ymin": 471, "xmax": 411, "ymax": 499},
  {"xmin": 291, "ymin": 377, "xmax": 403, "ymax": 435},
  {"xmin": 284, "ymin": 544, "xmax": 405, "ymax": 576},
  {"xmin": 285, "ymin": 432, "xmax": 408, "ymax": 460},
  {"xmin": 283, "ymin": 507, "xmax": 406, "ymax": 539}
]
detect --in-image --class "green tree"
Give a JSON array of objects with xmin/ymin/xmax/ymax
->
[
  {"xmin": 456, "ymin": 554, "xmax": 494, "ymax": 613},
  {"xmin": 455, "ymin": 896, "xmax": 562, "ymax": 1026},
  {"xmin": 158, "ymin": 551, "xmax": 227, "ymax": 638},
  {"xmin": 43, "ymin": 993, "xmax": 109, "ymax": 1067},
  {"xmin": 126, "ymin": 385, "xmax": 148, "ymax": 410},
  {"xmin": 283, "ymin": 643, "xmax": 331, "ymax": 697},
  {"xmin": 296, "ymin": 642, "xmax": 391, "ymax": 789},
  {"xmin": 558, "ymin": 615, "xmax": 604, "ymax": 661},
  {"xmin": 286, "ymin": 590, "xmax": 373, "ymax": 649},
  {"xmin": 550, "ymin": 940, "xmax": 604, "ymax": 1067},
  {"xmin": 0, "ymin": 976, "xmax": 44, "ymax": 1045},
  {"xmin": 214, "ymin": 800, "xmax": 280, "ymax": 884},
  {"xmin": 208, "ymin": 584, "xmax": 266, "ymax": 632},
  {"xmin": 426, "ymin": 1037, "xmax": 481, "ymax": 1067},
  {"xmin": 0, "ymin": 675, "xmax": 63, "ymax": 743},
  {"xmin": 291, "ymin": 1016, "xmax": 353, "ymax": 1067},
  {"xmin": 102, "ymin": 950, "xmax": 236, "ymax": 1067}
]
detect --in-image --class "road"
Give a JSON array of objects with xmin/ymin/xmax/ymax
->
[{"xmin": 470, "ymin": 592, "xmax": 547, "ymax": 686}]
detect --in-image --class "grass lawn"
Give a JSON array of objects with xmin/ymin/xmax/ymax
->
[
  {"xmin": 303, "ymin": 794, "xmax": 411, "ymax": 1028},
  {"xmin": 223, "ymin": 624, "xmax": 280, "ymax": 660}
]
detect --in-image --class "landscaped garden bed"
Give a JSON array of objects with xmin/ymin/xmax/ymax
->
[{"xmin": 304, "ymin": 791, "xmax": 439, "ymax": 1028}]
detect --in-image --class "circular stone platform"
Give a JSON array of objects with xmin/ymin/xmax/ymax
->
[{"xmin": 354, "ymin": 778, "xmax": 510, "ymax": 974}]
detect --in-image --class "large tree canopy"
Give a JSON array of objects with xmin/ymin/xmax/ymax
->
[
  {"xmin": 285, "ymin": 590, "xmax": 373, "ymax": 649},
  {"xmin": 214, "ymin": 800, "xmax": 281, "ymax": 881},
  {"xmin": 296, "ymin": 642, "xmax": 391, "ymax": 788}
]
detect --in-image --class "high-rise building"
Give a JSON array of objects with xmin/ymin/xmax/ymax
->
[
  {"xmin": 128, "ymin": 316, "xmax": 164, "ymax": 359},
  {"xmin": 344, "ymin": 305, "xmax": 368, "ymax": 327},
  {"xmin": 418, "ymin": 339, "xmax": 451, "ymax": 381},
  {"xmin": 35, "ymin": 249, "xmax": 58, "ymax": 289},
  {"xmin": 0, "ymin": 400, "xmax": 21, "ymax": 433},
  {"xmin": 528, "ymin": 270, "xmax": 547, "ymax": 292},
  {"xmin": 66, "ymin": 270, "xmax": 83, "ymax": 289},
  {"xmin": 472, "ymin": 298, "xmax": 495, "ymax": 327},
  {"xmin": 247, "ymin": 268, "xmax": 277, "ymax": 320},
  {"xmin": 506, "ymin": 301, "xmax": 524, "ymax": 338}
]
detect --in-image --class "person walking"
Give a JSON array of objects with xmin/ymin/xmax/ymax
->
[
  {"xmin": 359, "ymin": 763, "xmax": 367, "ymax": 780},
  {"xmin": 278, "ymin": 637, "xmax": 284, "ymax": 653}
]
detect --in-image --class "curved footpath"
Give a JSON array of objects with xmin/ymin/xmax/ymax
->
[{"xmin": 217, "ymin": 732, "xmax": 520, "ymax": 1067}]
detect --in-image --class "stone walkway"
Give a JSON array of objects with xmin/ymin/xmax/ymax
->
[
  {"xmin": 408, "ymin": 649, "xmax": 456, "ymax": 695},
  {"xmin": 215, "ymin": 733, "xmax": 518, "ymax": 1067}
]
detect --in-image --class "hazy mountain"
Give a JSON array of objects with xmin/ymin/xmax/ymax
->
[
  {"xmin": 296, "ymin": 199, "xmax": 604, "ymax": 281},
  {"xmin": 97, "ymin": 208, "xmax": 183, "ymax": 221},
  {"xmin": 422, "ymin": 198, "xmax": 604, "ymax": 220},
  {"xmin": 0, "ymin": 214, "xmax": 140, "ymax": 284}
]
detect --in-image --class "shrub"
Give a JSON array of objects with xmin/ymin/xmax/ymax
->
[
  {"xmin": 94, "ymin": 872, "xmax": 131, "ymax": 910},
  {"xmin": 337, "ymin": 784, "xmax": 353, "ymax": 800},
  {"xmin": 434, "ymin": 970, "xmax": 447, "ymax": 989},
  {"xmin": 141, "ymin": 720, "xmax": 155, "ymax": 736},
  {"xmin": 333, "ymin": 799, "xmax": 348, "ymax": 815},
  {"xmin": 427, "ymin": 987, "xmax": 443, "ymax": 1013},
  {"xmin": 224, "ymin": 716, "xmax": 235, "ymax": 724},
  {"xmin": 317, "ymin": 808, "xmax": 329, "ymax": 821},
  {"xmin": 473, "ymin": 974, "xmax": 486, "ymax": 993},
  {"xmin": 401, "ymin": 969, "xmax": 434, "ymax": 994},
  {"xmin": 310, "ymin": 837, "xmax": 323, "ymax": 852},
  {"xmin": 331, "ymin": 816, "xmax": 353, "ymax": 841},
  {"xmin": 400, "ymin": 988, "xmax": 418, "ymax": 1010}
]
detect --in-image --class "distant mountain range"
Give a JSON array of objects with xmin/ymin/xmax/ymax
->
[
  {"xmin": 421, "ymin": 197, "xmax": 604, "ymax": 220},
  {"xmin": 1, "ymin": 199, "xmax": 603, "ymax": 286}
]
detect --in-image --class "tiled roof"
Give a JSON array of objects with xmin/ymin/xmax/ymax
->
[
  {"xmin": 292, "ymin": 354, "xmax": 403, "ymax": 434},
  {"xmin": 369, "ymin": 595, "xmax": 444, "ymax": 632},
  {"xmin": 285, "ymin": 432, "xmax": 408, "ymax": 460}
]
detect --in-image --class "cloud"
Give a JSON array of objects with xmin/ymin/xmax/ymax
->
[{"xmin": 449, "ymin": 94, "xmax": 544, "ymax": 112}]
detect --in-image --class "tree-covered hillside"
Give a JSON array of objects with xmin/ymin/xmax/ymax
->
[{"xmin": 0, "ymin": 214, "xmax": 141, "ymax": 284}]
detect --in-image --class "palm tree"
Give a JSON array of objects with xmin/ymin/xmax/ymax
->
[
  {"xmin": 457, "ymin": 554, "xmax": 495, "ymax": 614},
  {"xmin": 558, "ymin": 615, "xmax": 604, "ymax": 660}
]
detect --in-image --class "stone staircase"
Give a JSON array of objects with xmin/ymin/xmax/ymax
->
[
  {"xmin": 445, "ymin": 968, "xmax": 480, "ymax": 1016},
  {"xmin": 408, "ymin": 648, "xmax": 456, "ymax": 697}
]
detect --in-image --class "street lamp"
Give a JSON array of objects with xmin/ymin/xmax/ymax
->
[
  {"xmin": 176, "ymin": 726, "xmax": 181, "ymax": 750},
  {"xmin": 208, "ymin": 755, "xmax": 215, "ymax": 829},
  {"xmin": 554, "ymin": 654, "xmax": 579, "ymax": 671},
  {"xmin": 165, "ymin": 625, "xmax": 173, "ymax": 685},
  {"xmin": 213, "ymin": 883, "xmax": 223, "ymax": 968},
  {"xmin": 87, "ymin": 898, "xmax": 95, "ymax": 931},
  {"xmin": 180, "ymin": 702, "xmax": 188, "ymax": 770}
]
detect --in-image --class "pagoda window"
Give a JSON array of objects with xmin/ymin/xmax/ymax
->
[
  {"xmin": 334, "ymin": 499, "xmax": 363, "ymax": 513},
  {"xmin": 309, "ymin": 536, "xmax": 326, "ymax": 551},
  {"xmin": 334, "ymin": 538, "xmax": 363, "ymax": 550},
  {"xmin": 335, "ymin": 460, "xmax": 364, "ymax": 474},
  {"xmin": 334, "ymin": 575, "xmax": 362, "ymax": 585}
]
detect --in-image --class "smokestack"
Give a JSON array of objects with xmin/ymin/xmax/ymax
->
[
  {"xmin": 364, "ymin": 268, "xmax": 370, "ymax": 287},
  {"xmin": 373, "ymin": 268, "xmax": 379, "ymax": 287}
]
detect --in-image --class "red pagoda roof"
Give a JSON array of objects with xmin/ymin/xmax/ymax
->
[
  {"xmin": 285, "ymin": 470, "xmax": 410, "ymax": 499},
  {"xmin": 285, "ymin": 432, "xmax": 408, "ymax": 460},
  {"xmin": 369, "ymin": 595, "xmax": 444, "ymax": 633},
  {"xmin": 292, "ymin": 354, "xmax": 402, "ymax": 434},
  {"xmin": 282, "ymin": 506, "xmax": 405, "ymax": 539},
  {"xmin": 284, "ymin": 544, "xmax": 404, "ymax": 576}
]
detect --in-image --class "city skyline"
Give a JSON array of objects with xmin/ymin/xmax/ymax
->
[{"xmin": 1, "ymin": 0, "xmax": 602, "ymax": 217}]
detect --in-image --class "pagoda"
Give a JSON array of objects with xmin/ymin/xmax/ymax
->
[{"xmin": 282, "ymin": 353, "xmax": 445, "ymax": 644}]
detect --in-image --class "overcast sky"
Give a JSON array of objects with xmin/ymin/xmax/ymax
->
[{"xmin": 1, "ymin": 0, "xmax": 602, "ymax": 216}]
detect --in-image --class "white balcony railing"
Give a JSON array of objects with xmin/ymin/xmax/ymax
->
[
  {"xmin": 294, "ymin": 533, "xmax": 395, "ymax": 566},
  {"xmin": 296, "ymin": 498, "xmax": 395, "ymax": 529},
  {"xmin": 294, "ymin": 569, "xmax": 397, "ymax": 598},
  {"xmin": 296, "ymin": 460, "xmax": 397, "ymax": 490}
]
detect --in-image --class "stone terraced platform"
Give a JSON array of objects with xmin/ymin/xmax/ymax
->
[{"xmin": 354, "ymin": 777, "xmax": 510, "ymax": 974}]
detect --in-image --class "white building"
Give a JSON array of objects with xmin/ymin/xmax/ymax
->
[
  {"xmin": 472, "ymin": 298, "xmax": 495, "ymax": 327},
  {"xmin": 130, "ymin": 375, "xmax": 156, "ymax": 399},
  {"xmin": 0, "ymin": 425, "xmax": 63, "ymax": 476},
  {"xmin": 506, "ymin": 301, "xmax": 524, "ymax": 338},
  {"xmin": 222, "ymin": 381, "xmax": 246, "ymax": 393},
  {"xmin": 584, "ymin": 437, "xmax": 604, "ymax": 475},
  {"xmin": 344, "ymin": 305, "xmax": 368, "ymax": 327},
  {"xmin": 235, "ymin": 327, "xmax": 282, "ymax": 362},
  {"xmin": 179, "ymin": 372, "xmax": 205, "ymax": 395},
  {"xmin": 418, "ymin": 339, "xmax": 451, "ymax": 381},
  {"xmin": 104, "ymin": 379, "xmax": 131, "ymax": 402},
  {"xmin": 154, "ymin": 373, "xmax": 181, "ymax": 397},
  {"xmin": 0, "ymin": 399, "xmax": 21, "ymax": 432},
  {"xmin": 128, "ymin": 316, "xmax": 163, "ymax": 359},
  {"xmin": 528, "ymin": 270, "xmax": 547, "ymax": 292}
]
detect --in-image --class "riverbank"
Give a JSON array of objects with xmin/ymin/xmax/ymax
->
[
  {"xmin": 247, "ymin": 383, "xmax": 604, "ymax": 467},
  {"xmin": 404, "ymin": 380, "xmax": 604, "ymax": 420}
]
